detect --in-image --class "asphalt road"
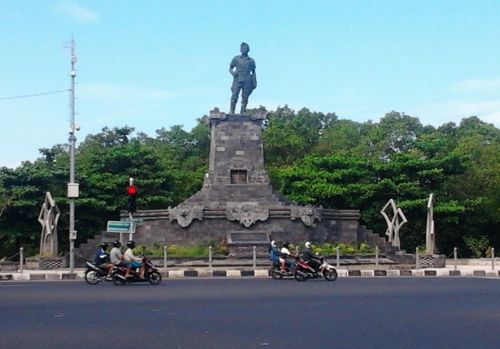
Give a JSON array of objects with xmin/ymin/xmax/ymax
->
[{"xmin": 0, "ymin": 278, "xmax": 499, "ymax": 349}]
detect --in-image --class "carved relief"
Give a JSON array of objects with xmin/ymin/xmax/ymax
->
[
  {"xmin": 226, "ymin": 157, "xmax": 253, "ymax": 172},
  {"xmin": 169, "ymin": 205, "xmax": 204, "ymax": 228},
  {"xmin": 248, "ymin": 169, "xmax": 269, "ymax": 184},
  {"xmin": 225, "ymin": 203, "xmax": 269, "ymax": 227},
  {"xmin": 290, "ymin": 205, "xmax": 322, "ymax": 227}
]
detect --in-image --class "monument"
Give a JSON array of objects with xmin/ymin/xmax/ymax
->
[
  {"xmin": 37, "ymin": 192, "xmax": 66, "ymax": 268},
  {"xmin": 38, "ymin": 192, "xmax": 60, "ymax": 256},
  {"xmin": 120, "ymin": 102, "xmax": 394, "ymax": 256},
  {"xmin": 380, "ymin": 199, "xmax": 407, "ymax": 249},
  {"xmin": 425, "ymin": 193, "xmax": 435, "ymax": 254},
  {"xmin": 74, "ymin": 43, "xmax": 398, "ymax": 260}
]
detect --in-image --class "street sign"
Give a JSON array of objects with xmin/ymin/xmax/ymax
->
[{"xmin": 107, "ymin": 221, "xmax": 135, "ymax": 234}]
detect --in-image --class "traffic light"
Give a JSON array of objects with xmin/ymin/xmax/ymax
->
[{"xmin": 127, "ymin": 185, "xmax": 137, "ymax": 213}]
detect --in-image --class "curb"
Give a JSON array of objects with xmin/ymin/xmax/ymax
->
[{"xmin": 1, "ymin": 269, "xmax": 500, "ymax": 281}]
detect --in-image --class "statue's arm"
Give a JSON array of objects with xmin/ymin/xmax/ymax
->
[
  {"xmin": 251, "ymin": 63, "xmax": 257, "ymax": 88},
  {"xmin": 229, "ymin": 58, "xmax": 237, "ymax": 77}
]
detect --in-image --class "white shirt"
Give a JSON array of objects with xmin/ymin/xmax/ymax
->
[
  {"xmin": 280, "ymin": 247, "xmax": 291, "ymax": 256},
  {"xmin": 123, "ymin": 248, "xmax": 142, "ymax": 262}
]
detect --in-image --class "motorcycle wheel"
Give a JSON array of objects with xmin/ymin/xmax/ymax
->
[
  {"xmin": 323, "ymin": 268, "xmax": 338, "ymax": 281},
  {"xmin": 271, "ymin": 268, "xmax": 283, "ymax": 280},
  {"xmin": 84, "ymin": 270, "xmax": 101, "ymax": 285},
  {"xmin": 148, "ymin": 271, "xmax": 162, "ymax": 285},
  {"xmin": 294, "ymin": 269, "xmax": 307, "ymax": 282},
  {"xmin": 112, "ymin": 274, "xmax": 126, "ymax": 286}
]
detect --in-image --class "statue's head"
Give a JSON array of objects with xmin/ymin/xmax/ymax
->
[{"xmin": 240, "ymin": 42, "xmax": 250, "ymax": 54}]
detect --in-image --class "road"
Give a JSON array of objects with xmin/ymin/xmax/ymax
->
[{"xmin": 0, "ymin": 278, "xmax": 499, "ymax": 349}]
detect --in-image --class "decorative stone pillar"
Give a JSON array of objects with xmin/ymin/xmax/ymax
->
[
  {"xmin": 38, "ymin": 192, "xmax": 60, "ymax": 256},
  {"xmin": 425, "ymin": 193, "xmax": 435, "ymax": 254}
]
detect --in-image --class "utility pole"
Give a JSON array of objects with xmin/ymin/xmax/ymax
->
[{"xmin": 67, "ymin": 39, "xmax": 79, "ymax": 272}]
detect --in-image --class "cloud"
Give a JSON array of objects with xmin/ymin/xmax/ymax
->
[
  {"xmin": 409, "ymin": 99, "xmax": 500, "ymax": 127},
  {"xmin": 453, "ymin": 78, "xmax": 500, "ymax": 93},
  {"xmin": 56, "ymin": 1, "xmax": 100, "ymax": 23},
  {"xmin": 78, "ymin": 83, "xmax": 173, "ymax": 102}
]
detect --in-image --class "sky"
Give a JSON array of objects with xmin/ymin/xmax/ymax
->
[{"xmin": 1, "ymin": 0, "xmax": 499, "ymax": 168}]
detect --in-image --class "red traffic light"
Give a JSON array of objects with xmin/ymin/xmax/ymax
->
[{"xmin": 127, "ymin": 185, "xmax": 137, "ymax": 196}]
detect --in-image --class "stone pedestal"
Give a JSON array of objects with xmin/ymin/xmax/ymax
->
[{"xmin": 110, "ymin": 109, "xmax": 395, "ymax": 259}]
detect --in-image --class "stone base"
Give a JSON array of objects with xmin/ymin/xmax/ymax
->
[
  {"xmin": 0, "ymin": 262, "xmax": 17, "ymax": 271},
  {"xmin": 391, "ymin": 253, "xmax": 446, "ymax": 268},
  {"xmin": 227, "ymin": 231, "xmax": 270, "ymax": 257},
  {"xmin": 39, "ymin": 257, "xmax": 66, "ymax": 269}
]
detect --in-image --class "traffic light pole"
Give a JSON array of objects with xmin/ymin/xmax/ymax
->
[{"xmin": 128, "ymin": 177, "xmax": 134, "ymax": 241}]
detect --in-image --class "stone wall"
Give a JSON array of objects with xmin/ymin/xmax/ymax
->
[{"xmin": 127, "ymin": 208, "xmax": 363, "ymax": 248}]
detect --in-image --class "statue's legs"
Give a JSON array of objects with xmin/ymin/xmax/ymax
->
[
  {"xmin": 240, "ymin": 101, "xmax": 247, "ymax": 114},
  {"xmin": 230, "ymin": 97, "xmax": 237, "ymax": 114},
  {"xmin": 230, "ymin": 83, "xmax": 242, "ymax": 114},
  {"xmin": 241, "ymin": 82, "xmax": 253, "ymax": 114}
]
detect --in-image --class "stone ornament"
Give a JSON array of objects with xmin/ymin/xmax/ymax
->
[
  {"xmin": 227, "ymin": 157, "xmax": 253, "ymax": 173},
  {"xmin": 425, "ymin": 193, "xmax": 435, "ymax": 254},
  {"xmin": 290, "ymin": 205, "xmax": 322, "ymax": 227},
  {"xmin": 169, "ymin": 205, "xmax": 204, "ymax": 228},
  {"xmin": 38, "ymin": 192, "xmax": 60, "ymax": 256},
  {"xmin": 380, "ymin": 199, "xmax": 407, "ymax": 249},
  {"xmin": 225, "ymin": 203, "xmax": 269, "ymax": 227}
]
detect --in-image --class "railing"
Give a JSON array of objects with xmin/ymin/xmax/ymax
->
[
  {"xmin": 161, "ymin": 245, "xmax": 259, "ymax": 272},
  {"xmin": 3, "ymin": 245, "xmax": 497, "ymax": 272}
]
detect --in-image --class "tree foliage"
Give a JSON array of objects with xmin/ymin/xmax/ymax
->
[{"xmin": 0, "ymin": 109, "xmax": 498, "ymax": 258}]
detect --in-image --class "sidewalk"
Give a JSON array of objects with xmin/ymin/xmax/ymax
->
[{"xmin": 1, "ymin": 264, "xmax": 499, "ymax": 281}]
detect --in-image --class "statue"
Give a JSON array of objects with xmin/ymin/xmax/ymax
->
[
  {"xmin": 229, "ymin": 42, "xmax": 257, "ymax": 114},
  {"xmin": 38, "ymin": 192, "xmax": 61, "ymax": 256},
  {"xmin": 380, "ymin": 199, "xmax": 407, "ymax": 249},
  {"xmin": 425, "ymin": 193, "xmax": 435, "ymax": 254}
]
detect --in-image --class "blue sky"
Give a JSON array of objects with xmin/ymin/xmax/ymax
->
[{"xmin": 1, "ymin": 0, "xmax": 499, "ymax": 168}]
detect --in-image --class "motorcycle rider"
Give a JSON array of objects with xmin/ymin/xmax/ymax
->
[
  {"xmin": 110, "ymin": 240, "xmax": 127, "ymax": 266},
  {"xmin": 301, "ymin": 241, "xmax": 322, "ymax": 274},
  {"xmin": 279, "ymin": 241, "xmax": 297, "ymax": 272},
  {"xmin": 123, "ymin": 240, "xmax": 145, "ymax": 279},
  {"xmin": 95, "ymin": 242, "xmax": 113, "ymax": 280},
  {"xmin": 269, "ymin": 240, "xmax": 280, "ymax": 265}
]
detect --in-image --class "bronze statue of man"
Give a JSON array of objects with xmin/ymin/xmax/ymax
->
[{"xmin": 229, "ymin": 42, "xmax": 257, "ymax": 114}]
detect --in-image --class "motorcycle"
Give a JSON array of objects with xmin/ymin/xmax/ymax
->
[
  {"xmin": 294, "ymin": 257, "xmax": 338, "ymax": 282},
  {"xmin": 84, "ymin": 261, "xmax": 114, "ymax": 285},
  {"xmin": 111, "ymin": 257, "xmax": 162, "ymax": 286},
  {"xmin": 270, "ymin": 257, "xmax": 298, "ymax": 279}
]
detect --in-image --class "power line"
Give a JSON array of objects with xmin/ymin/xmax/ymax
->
[{"xmin": 0, "ymin": 89, "xmax": 69, "ymax": 101}]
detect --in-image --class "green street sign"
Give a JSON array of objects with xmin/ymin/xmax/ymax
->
[{"xmin": 107, "ymin": 221, "xmax": 135, "ymax": 233}]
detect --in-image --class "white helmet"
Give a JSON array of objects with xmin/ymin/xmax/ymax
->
[
  {"xmin": 271, "ymin": 240, "xmax": 276, "ymax": 247},
  {"xmin": 305, "ymin": 241, "xmax": 311, "ymax": 248}
]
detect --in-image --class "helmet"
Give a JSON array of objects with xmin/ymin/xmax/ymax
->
[
  {"xmin": 283, "ymin": 241, "xmax": 289, "ymax": 248},
  {"xmin": 305, "ymin": 241, "xmax": 311, "ymax": 248},
  {"xmin": 126, "ymin": 240, "xmax": 136, "ymax": 249},
  {"xmin": 100, "ymin": 242, "xmax": 109, "ymax": 250},
  {"xmin": 113, "ymin": 240, "xmax": 121, "ymax": 248},
  {"xmin": 271, "ymin": 240, "xmax": 276, "ymax": 248}
]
